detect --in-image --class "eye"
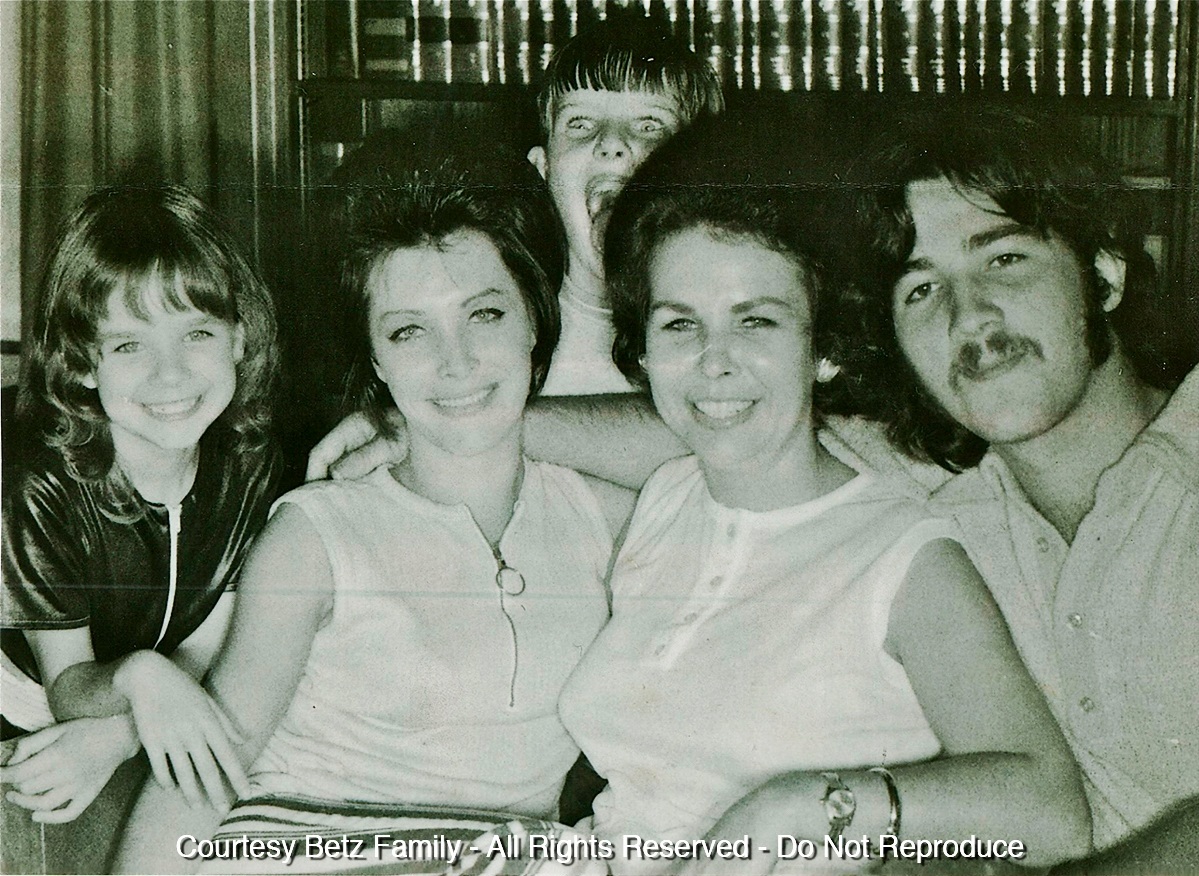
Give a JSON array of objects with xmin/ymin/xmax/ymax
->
[
  {"xmin": 470, "ymin": 308, "xmax": 505, "ymax": 324},
  {"xmin": 990, "ymin": 252, "xmax": 1026, "ymax": 268},
  {"xmin": 636, "ymin": 118, "xmax": 667, "ymax": 136},
  {"xmin": 111, "ymin": 341, "xmax": 142, "ymax": 354},
  {"xmin": 387, "ymin": 325, "xmax": 422, "ymax": 343},
  {"xmin": 740, "ymin": 315, "xmax": 777, "ymax": 329},
  {"xmin": 898, "ymin": 280, "xmax": 939, "ymax": 305},
  {"xmin": 659, "ymin": 317, "xmax": 697, "ymax": 332},
  {"xmin": 564, "ymin": 116, "xmax": 595, "ymax": 135},
  {"xmin": 185, "ymin": 328, "xmax": 215, "ymax": 342}
]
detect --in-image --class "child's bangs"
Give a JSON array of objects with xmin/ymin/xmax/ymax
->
[
  {"xmin": 120, "ymin": 253, "xmax": 238, "ymax": 325},
  {"xmin": 557, "ymin": 54, "xmax": 685, "ymax": 107}
]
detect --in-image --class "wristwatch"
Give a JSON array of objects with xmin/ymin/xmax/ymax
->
[{"xmin": 820, "ymin": 772, "xmax": 856, "ymax": 841}]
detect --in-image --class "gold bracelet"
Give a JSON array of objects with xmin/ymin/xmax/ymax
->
[{"xmin": 869, "ymin": 766, "xmax": 901, "ymax": 854}]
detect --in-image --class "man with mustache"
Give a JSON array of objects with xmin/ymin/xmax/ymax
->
[{"xmin": 844, "ymin": 108, "xmax": 1199, "ymax": 871}]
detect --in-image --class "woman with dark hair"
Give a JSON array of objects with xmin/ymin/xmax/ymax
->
[
  {"xmin": 557, "ymin": 119, "xmax": 1091, "ymax": 874},
  {"xmin": 115, "ymin": 155, "xmax": 633, "ymax": 874}
]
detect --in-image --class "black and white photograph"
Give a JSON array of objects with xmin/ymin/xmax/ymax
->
[{"xmin": 2, "ymin": 2, "xmax": 1197, "ymax": 874}]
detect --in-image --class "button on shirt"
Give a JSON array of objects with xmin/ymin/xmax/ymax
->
[
  {"xmin": 930, "ymin": 367, "xmax": 1199, "ymax": 849},
  {"xmin": 561, "ymin": 456, "xmax": 948, "ymax": 873}
]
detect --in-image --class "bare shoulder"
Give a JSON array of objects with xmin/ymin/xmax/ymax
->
[
  {"xmin": 239, "ymin": 503, "xmax": 333, "ymax": 604},
  {"xmin": 887, "ymin": 536, "xmax": 1005, "ymax": 656}
]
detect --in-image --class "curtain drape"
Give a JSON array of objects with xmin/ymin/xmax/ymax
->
[{"xmin": 21, "ymin": 0, "xmax": 221, "ymax": 340}]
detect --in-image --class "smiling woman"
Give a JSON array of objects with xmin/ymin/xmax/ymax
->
[{"xmin": 112, "ymin": 155, "xmax": 635, "ymax": 875}]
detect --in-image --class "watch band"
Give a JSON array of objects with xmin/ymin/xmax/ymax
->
[{"xmin": 819, "ymin": 771, "xmax": 856, "ymax": 841}]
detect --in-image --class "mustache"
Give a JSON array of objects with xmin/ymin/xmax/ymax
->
[{"xmin": 951, "ymin": 331, "xmax": 1043, "ymax": 380}]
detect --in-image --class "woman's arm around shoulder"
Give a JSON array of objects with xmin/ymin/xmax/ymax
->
[
  {"xmin": 113, "ymin": 503, "xmax": 334, "ymax": 874},
  {"xmin": 685, "ymin": 538, "xmax": 1090, "ymax": 876},
  {"xmin": 882, "ymin": 538, "xmax": 1091, "ymax": 864}
]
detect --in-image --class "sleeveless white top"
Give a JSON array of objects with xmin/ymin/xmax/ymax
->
[
  {"xmin": 248, "ymin": 461, "xmax": 612, "ymax": 819},
  {"xmin": 560, "ymin": 456, "xmax": 950, "ymax": 869}
]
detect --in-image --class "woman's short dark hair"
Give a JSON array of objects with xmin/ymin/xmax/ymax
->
[
  {"xmin": 22, "ymin": 184, "xmax": 278, "ymax": 508},
  {"xmin": 340, "ymin": 152, "xmax": 564, "ymax": 435},
  {"xmin": 844, "ymin": 107, "xmax": 1193, "ymax": 471},
  {"xmin": 604, "ymin": 115, "xmax": 850, "ymax": 415}
]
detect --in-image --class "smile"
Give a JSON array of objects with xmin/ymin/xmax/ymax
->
[
  {"xmin": 693, "ymin": 399, "xmax": 755, "ymax": 424},
  {"xmin": 432, "ymin": 386, "xmax": 494, "ymax": 410},
  {"xmin": 140, "ymin": 396, "xmax": 203, "ymax": 421}
]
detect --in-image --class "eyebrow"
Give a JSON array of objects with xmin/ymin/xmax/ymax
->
[
  {"xmin": 375, "ymin": 288, "xmax": 510, "ymax": 321},
  {"xmin": 97, "ymin": 313, "xmax": 218, "ymax": 340},
  {"xmin": 902, "ymin": 223, "xmax": 1043, "ymax": 273},
  {"xmin": 557, "ymin": 101, "xmax": 679, "ymax": 119},
  {"xmin": 650, "ymin": 296, "xmax": 797, "ymax": 315}
]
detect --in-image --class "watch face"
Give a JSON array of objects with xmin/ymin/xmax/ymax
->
[{"xmin": 827, "ymin": 789, "xmax": 856, "ymax": 819}]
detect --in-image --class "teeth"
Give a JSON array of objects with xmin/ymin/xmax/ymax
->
[
  {"xmin": 695, "ymin": 400, "xmax": 752, "ymax": 419},
  {"xmin": 144, "ymin": 397, "xmax": 200, "ymax": 417},
  {"xmin": 433, "ymin": 388, "xmax": 490, "ymax": 408}
]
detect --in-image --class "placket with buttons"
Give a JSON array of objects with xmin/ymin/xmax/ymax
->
[{"xmin": 646, "ymin": 509, "xmax": 746, "ymax": 667}]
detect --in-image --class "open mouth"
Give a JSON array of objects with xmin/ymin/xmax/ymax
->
[
  {"xmin": 585, "ymin": 176, "xmax": 626, "ymax": 222},
  {"xmin": 432, "ymin": 386, "xmax": 494, "ymax": 410},
  {"xmin": 585, "ymin": 176, "xmax": 627, "ymax": 251},
  {"xmin": 693, "ymin": 399, "xmax": 755, "ymax": 423},
  {"xmin": 141, "ymin": 396, "xmax": 203, "ymax": 420}
]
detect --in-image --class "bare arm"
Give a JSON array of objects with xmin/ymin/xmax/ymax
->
[
  {"xmin": 113, "ymin": 505, "xmax": 332, "ymax": 874},
  {"xmin": 307, "ymin": 394, "xmax": 684, "ymax": 490},
  {"xmin": 524, "ymin": 393, "xmax": 684, "ymax": 489},
  {"xmin": 4, "ymin": 596, "xmax": 246, "ymax": 818},
  {"xmin": 41, "ymin": 591, "xmax": 235, "ymax": 719},
  {"xmin": 689, "ymin": 540, "xmax": 1090, "ymax": 874}
]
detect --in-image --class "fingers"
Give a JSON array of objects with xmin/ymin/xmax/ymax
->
[
  {"xmin": 145, "ymin": 743, "xmax": 176, "ymax": 795},
  {"xmin": 183, "ymin": 745, "xmax": 228, "ymax": 810},
  {"xmin": 168, "ymin": 746, "xmax": 205, "ymax": 808},
  {"xmin": 32, "ymin": 798, "xmax": 90, "ymax": 824},
  {"xmin": 1, "ymin": 741, "xmax": 65, "ymax": 788},
  {"xmin": 330, "ymin": 434, "xmax": 407, "ymax": 480},
  {"xmin": 306, "ymin": 412, "xmax": 377, "ymax": 482},
  {"xmin": 2, "ymin": 724, "xmax": 68, "ymax": 767},
  {"xmin": 206, "ymin": 725, "xmax": 250, "ymax": 800},
  {"xmin": 213, "ymin": 703, "xmax": 248, "ymax": 746},
  {"xmin": 7, "ymin": 785, "xmax": 72, "ymax": 814}
]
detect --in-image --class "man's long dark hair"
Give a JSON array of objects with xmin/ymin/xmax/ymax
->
[{"xmin": 843, "ymin": 107, "xmax": 1193, "ymax": 471}]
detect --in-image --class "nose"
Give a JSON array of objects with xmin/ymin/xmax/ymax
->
[
  {"xmin": 151, "ymin": 344, "xmax": 191, "ymax": 385},
  {"xmin": 593, "ymin": 123, "xmax": 631, "ymax": 162},
  {"xmin": 947, "ymin": 281, "xmax": 1003, "ymax": 339},
  {"xmin": 697, "ymin": 331, "xmax": 736, "ymax": 379},
  {"xmin": 437, "ymin": 330, "xmax": 478, "ymax": 378}
]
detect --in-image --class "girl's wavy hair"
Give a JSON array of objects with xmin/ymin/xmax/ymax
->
[
  {"xmin": 843, "ymin": 107, "xmax": 1191, "ymax": 471},
  {"xmin": 604, "ymin": 116, "xmax": 854, "ymax": 419},
  {"xmin": 20, "ymin": 184, "xmax": 278, "ymax": 513},
  {"xmin": 339, "ymin": 154, "xmax": 564, "ymax": 437}
]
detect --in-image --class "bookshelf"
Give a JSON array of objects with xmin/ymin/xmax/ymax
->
[{"xmin": 290, "ymin": 0, "xmax": 1198, "ymax": 313}]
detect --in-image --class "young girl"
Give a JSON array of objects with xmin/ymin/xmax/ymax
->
[
  {"xmin": 114, "ymin": 156, "xmax": 632, "ymax": 875},
  {"xmin": 1, "ymin": 185, "xmax": 280, "ymax": 836}
]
